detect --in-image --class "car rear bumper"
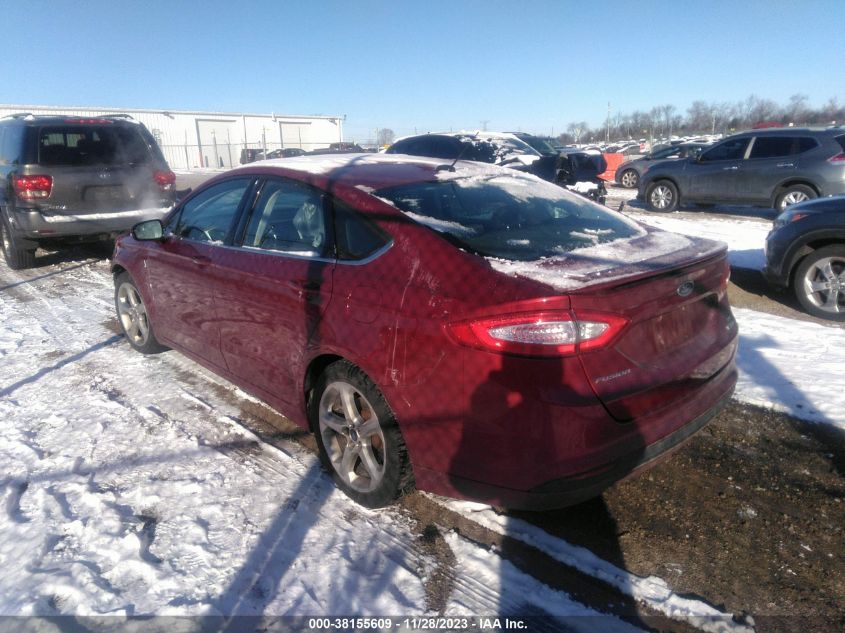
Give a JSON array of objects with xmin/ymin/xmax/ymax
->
[
  {"xmin": 414, "ymin": 358, "xmax": 737, "ymax": 510},
  {"xmin": 10, "ymin": 206, "xmax": 172, "ymax": 239}
]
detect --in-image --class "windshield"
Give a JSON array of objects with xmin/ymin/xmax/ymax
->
[
  {"xmin": 519, "ymin": 135, "xmax": 558, "ymax": 156},
  {"xmin": 377, "ymin": 174, "xmax": 642, "ymax": 261}
]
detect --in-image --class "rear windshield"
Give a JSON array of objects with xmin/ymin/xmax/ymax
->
[
  {"xmin": 376, "ymin": 174, "xmax": 642, "ymax": 261},
  {"xmin": 38, "ymin": 125, "xmax": 153, "ymax": 166}
]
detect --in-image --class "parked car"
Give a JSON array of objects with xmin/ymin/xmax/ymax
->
[
  {"xmin": 112, "ymin": 154, "xmax": 737, "ymax": 509},
  {"xmin": 307, "ymin": 142, "xmax": 366, "ymax": 155},
  {"xmin": 0, "ymin": 113, "xmax": 176, "ymax": 269},
  {"xmin": 638, "ymin": 127, "xmax": 845, "ymax": 212},
  {"xmin": 764, "ymin": 195, "xmax": 845, "ymax": 320},
  {"xmin": 265, "ymin": 148, "xmax": 307, "ymax": 159},
  {"xmin": 387, "ymin": 132, "xmax": 608, "ymax": 203},
  {"xmin": 239, "ymin": 148, "xmax": 266, "ymax": 164},
  {"xmin": 615, "ymin": 142, "xmax": 710, "ymax": 189}
]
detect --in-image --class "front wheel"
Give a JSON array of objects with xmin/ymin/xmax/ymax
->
[
  {"xmin": 775, "ymin": 185, "xmax": 816, "ymax": 212},
  {"xmin": 618, "ymin": 169, "xmax": 638, "ymax": 188},
  {"xmin": 114, "ymin": 271, "xmax": 167, "ymax": 353},
  {"xmin": 311, "ymin": 360, "xmax": 413, "ymax": 507},
  {"xmin": 793, "ymin": 245, "xmax": 845, "ymax": 321},
  {"xmin": 646, "ymin": 180, "xmax": 679, "ymax": 212}
]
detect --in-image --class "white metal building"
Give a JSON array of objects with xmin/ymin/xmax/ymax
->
[{"xmin": 0, "ymin": 104, "xmax": 345, "ymax": 170}]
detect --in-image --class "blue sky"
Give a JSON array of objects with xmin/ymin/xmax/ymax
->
[{"xmin": 2, "ymin": 0, "xmax": 843, "ymax": 141}]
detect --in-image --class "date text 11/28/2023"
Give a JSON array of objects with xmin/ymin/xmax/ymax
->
[{"xmin": 306, "ymin": 617, "xmax": 528, "ymax": 630}]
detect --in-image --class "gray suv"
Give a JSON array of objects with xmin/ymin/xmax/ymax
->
[
  {"xmin": 638, "ymin": 128, "xmax": 845, "ymax": 213},
  {"xmin": 0, "ymin": 114, "xmax": 175, "ymax": 269}
]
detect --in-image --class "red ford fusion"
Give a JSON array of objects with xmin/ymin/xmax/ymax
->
[{"xmin": 111, "ymin": 154, "xmax": 738, "ymax": 509}]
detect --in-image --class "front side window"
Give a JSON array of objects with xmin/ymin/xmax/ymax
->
[
  {"xmin": 171, "ymin": 178, "xmax": 251, "ymax": 244},
  {"xmin": 242, "ymin": 178, "xmax": 327, "ymax": 255},
  {"xmin": 650, "ymin": 146, "xmax": 683, "ymax": 160},
  {"xmin": 377, "ymin": 174, "xmax": 642, "ymax": 261},
  {"xmin": 699, "ymin": 138, "xmax": 750, "ymax": 162}
]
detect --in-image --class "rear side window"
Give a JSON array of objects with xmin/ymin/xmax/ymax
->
[
  {"xmin": 0, "ymin": 126, "xmax": 24, "ymax": 164},
  {"xmin": 836, "ymin": 135, "xmax": 845, "ymax": 152},
  {"xmin": 242, "ymin": 178, "xmax": 327, "ymax": 255},
  {"xmin": 37, "ymin": 125, "xmax": 153, "ymax": 166},
  {"xmin": 377, "ymin": 174, "xmax": 642, "ymax": 261},
  {"xmin": 749, "ymin": 136, "xmax": 818, "ymax": 159},
  {"xmin": 333, "ymin": 201, "xmax": 391, "ymax": 260}
]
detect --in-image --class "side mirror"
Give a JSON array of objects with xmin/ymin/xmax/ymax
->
[{"xmin": 132, "ymin": 219, "xmax": 164, "ymax": 241}]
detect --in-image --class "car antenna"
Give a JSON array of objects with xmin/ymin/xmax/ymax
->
[{"xmin": 436, "ymin": 132, "xmax": 479, "ymax": 172}]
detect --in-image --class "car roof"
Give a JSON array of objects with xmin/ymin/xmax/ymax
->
[
  {"xmin": 731, "ymin": 126, "xmax": 845, "ymax": 137},
  {"xmin": 0, "ymin": 114, "xmax": 139, "ymax": 126},
  {"xmin": 221, "ymin": 152, "xmax": 511, "ymax": 191}
]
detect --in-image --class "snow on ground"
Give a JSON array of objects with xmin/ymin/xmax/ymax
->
[
  {"xmin": 440, "ymin": 501, "xmax": 752, "ymax": 633},
  {"xmin": 626, "ymin": 211, "xmax": 770, "ymax": 271},
  {"xmin": 0, "ymin": 260, "xmax": 635, "ymax": 623},
  {"xmin": 733, "ymin": 307, "xmax": 845, "ymax": 428}
]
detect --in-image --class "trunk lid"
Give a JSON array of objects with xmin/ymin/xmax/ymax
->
[{"xmin": 567, "ymin": 236, "xmax": 737, "ymax": 421}]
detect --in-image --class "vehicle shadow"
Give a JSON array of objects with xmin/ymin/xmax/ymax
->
[
  {"xmin": 448, "ymin": 353, "xmax": 649, "ymax": 627},
  {"xmin": 212, "ymin": 462, "xmax": 334, "ymax": 625}
]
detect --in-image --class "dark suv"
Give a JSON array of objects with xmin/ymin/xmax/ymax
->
[
  {"xmin": 0, "ymin": 114, "xmax": 175, "ymax": 269},
  {"xmin": 638, "ymin": 128, "xmax": 845, "ymax": 213}
]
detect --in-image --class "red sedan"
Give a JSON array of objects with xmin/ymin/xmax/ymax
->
[{"xmin": 112, "ymin": 154, "xmax": 737, "ymax": 509}]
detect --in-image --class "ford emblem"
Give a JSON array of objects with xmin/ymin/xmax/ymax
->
[{"xmin": 677, "ymin": 281, "xmax": 695, "ymax": 297}]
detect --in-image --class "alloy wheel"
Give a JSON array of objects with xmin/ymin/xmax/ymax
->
[
  {"xmin": 116, "ymin": 282, "xmax": 151, "ymax": 346},
  {"xmin": 318, "ymin": 381, "xmax": 386, "ymax": 493},
  {"xmin": 650, "ymin": 185, "xmax": 674, "ymax": 210},
  {"xmin": 801, "ymin": 256, "xmax": 845, "ymax": 315},
  {"xmin": 780, "ymin": 190, "xmax": 810, "ymax": 210}
]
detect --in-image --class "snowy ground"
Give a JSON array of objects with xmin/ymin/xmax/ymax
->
[{"xmin": 0, "ymin": 189, "xmax": 842, "ymax": 625}]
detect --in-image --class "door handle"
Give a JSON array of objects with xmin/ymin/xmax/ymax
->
[
  {"xmin": 191, "ymin": 255, "xmax": 211, "ymax": 265},
  {"xmin": 722, "ymin": 166, "xmax": 738, "ymax": 171},
  {"xmin": 776, "ymin": 162, "xmax": 794, "ymax": 168}
]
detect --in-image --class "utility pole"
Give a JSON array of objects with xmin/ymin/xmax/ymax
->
[
  {"xmin": 605, "ymin": 102, "xmax": 611, "ymax": 144},
  {"xmin": 480, "ymin": 120, "xmax": 490, "ymax": 132}
]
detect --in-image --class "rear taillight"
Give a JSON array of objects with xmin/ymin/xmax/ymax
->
[
  {"xmin": 13, "ymin": 175, "xmax": 53, "ymax": 200},
  {"xmin": 153, "ymin": 170, "xmax": 176, "ymax": 192},
  {"xmin": 828, "ymin": 153, "xmax": 845, "ymax": 164},
  {"xmin": 447, "ymin": 311, "xmax": 628, "ymax": 357}
]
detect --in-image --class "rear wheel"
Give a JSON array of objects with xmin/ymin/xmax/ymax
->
[
  {"xmin": 646, "ymin": 180, "xmax": 679, "ymax": 212},
  {"xmin": 311, "ymin": 360, "xmax": 413, "ymax": 507},
  {"xmin": 775, "ymin": 184, "xmax": 816, "ymax": 212},
  {"xmin": 0, "ymin": 210, "xmax": 36, "ymax": 270},
  {"xmin": 618, "ymin": 169, "xmax": 638, "ymax": 188},
  {"xmin": 114, "ymin": 271, "xmax": 167, "ymax": 353},
  {"xmin": 793, "ymin": 246, "xmax": 845, "ymax": 321}
]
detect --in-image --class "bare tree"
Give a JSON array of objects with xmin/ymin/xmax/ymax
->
[
  {"xmin": 785, "ymin": 94, "xmax": 809, "ymax": 125},
  {"xmin": 376, "ymin": 128, "xmax": 395, "ymax": 146},
  {"xmin": 566, "ymin": 121, "xmax": 590, "ymax": 143}
]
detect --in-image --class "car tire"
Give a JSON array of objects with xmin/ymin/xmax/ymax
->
[
  {"xmin": 775, "ymin": 185, "xmax": 816, "ymax": 212},
  {"xmin": 646, "ymin": 180, "xmax": 679, "ymax": 212},
  {"xmin": 793, "ymin": 245, "xmax": 845, "ymax": 321},
  {"xmin": 618, "ymin": 169, "xmax": 638, "ymax": 188},
  {"xmin": 114, "ymin": 271, "xmax": 167, "ymax": 353},
  {"xmin": 0, "ymin": 210, "xmax": 37, "ymax": 270},
  {"xmin": 311, "ymin": 360, "xmax": 414, "ymax": 508}
]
